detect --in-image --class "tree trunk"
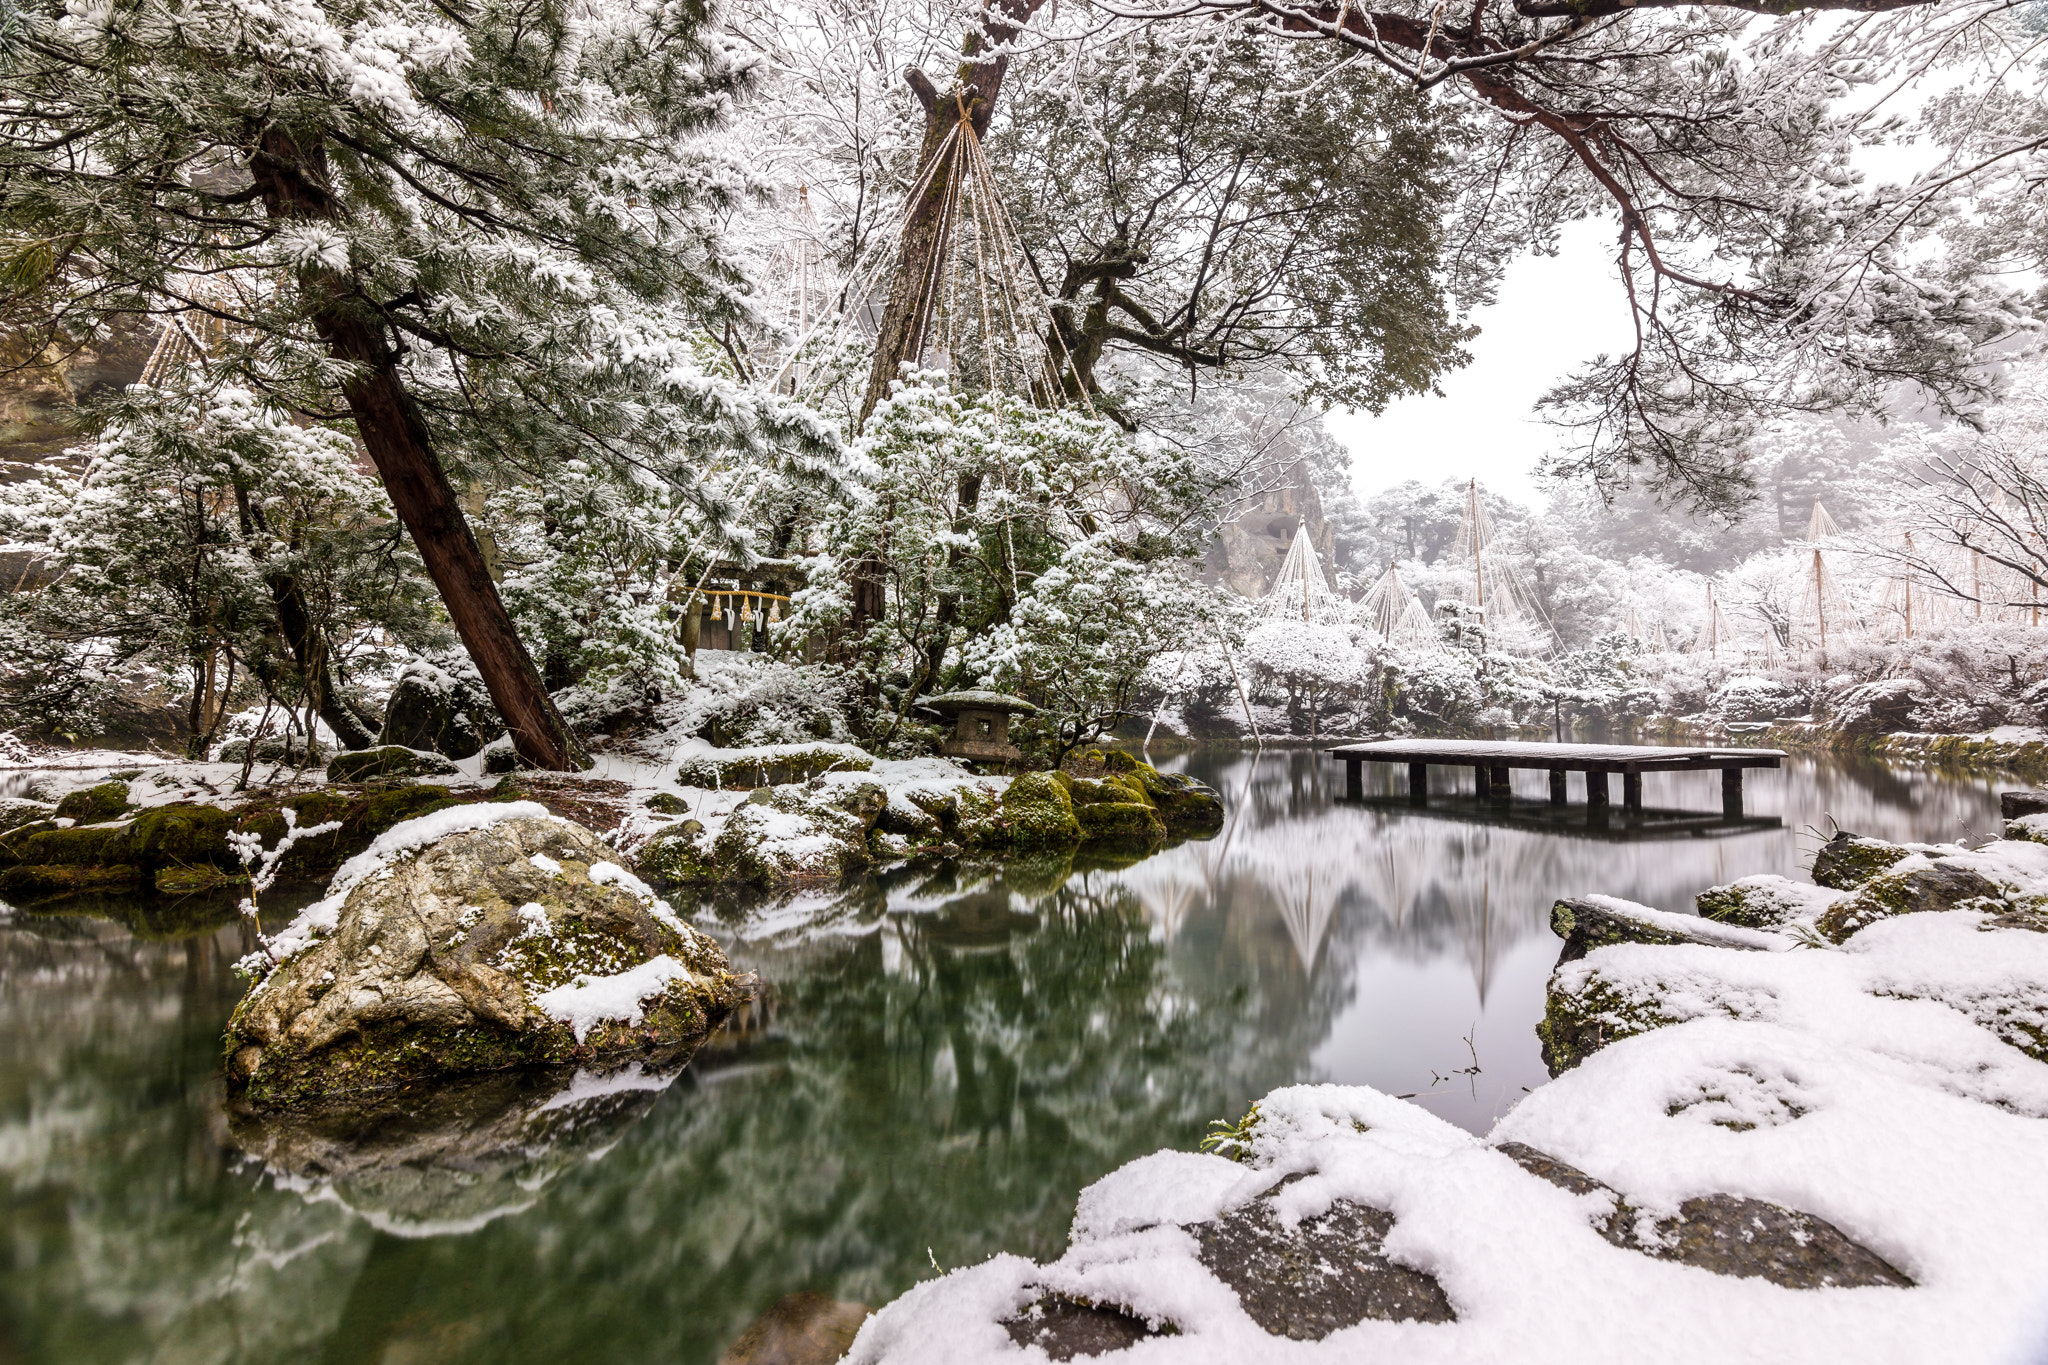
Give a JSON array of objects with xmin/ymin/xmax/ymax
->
[
  {"xmin": 249, "ymin": 127, "xmax": 581, "ymax": 771},
  {"xmin": 857, "ymin": 0, "xmax": 1049, "ymax": 427}
]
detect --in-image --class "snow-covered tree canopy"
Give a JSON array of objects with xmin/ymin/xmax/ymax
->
[
  {"xmin": 783, "ymin": 0, "xmax": 2038, "ymax": 509},
  {"xmin": 0, "ymin": 0, "xmax": 844, "ymax": 766},
  {"xmin": 993, "ymin": 32, "xmax": 1470, "ymax": 416}
]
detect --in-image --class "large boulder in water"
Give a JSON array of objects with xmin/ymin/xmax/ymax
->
[{"xmin": 224, "ymin": 803, "xmax": 746, "ymax": 1110}]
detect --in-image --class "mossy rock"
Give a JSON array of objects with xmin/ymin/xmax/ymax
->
[
  {"xmin": 1538, "ymin": 970, "xmax": 1691, "ymax": 1075},
  {"xmin": 53, "ymin": 781, "xmax": 131, "ymax": 824},
  {"xmin": 232, "ymin": 785, "xmax": 463, "ymax": 881},
  {"xmin": 0, "ymin": 799, "xmax": 55, "ymax": 836},
  {"xmin": 645, "ymin": 792, "xmax": 690, "ymax": 816},
  {"xmin": 218, "ymin": 737, "xmax": 329, "ymax": 766},
  {"xmin": 0, "ymin": 819, "xmax": 58, "ymax": 865},
  {"xmin": 119, "ymin": 802, "xmax": 235, "ymax": 871},
  {"xmin": 1694, "ymin": 876, "xmax": 1842, "ymax": 931},
  {"xmin": 676, "ymin": 744, "xmax": 872, "ymax": 791},
  {"xmin": 1076, "ymin": 800, "xmax": 1166, "ymax": 846},
  {"xmin": 711, "ymin": 791, "xmax": 872, "ymax": 886},
  {"xmin": 327, "ymin": 745, "xmax": 461, "ymax": 783},
  {"xmin": 1085, "ymin": 750, "xmax": 1224, "ymax": 832},
  {"xmin": 997, "ymin": 771, "xmax": 1081, "ymax": 848},
  {"xmin": 225, "ymin": 814, "xmax": 745, "ymax": 1109},
  {"xmin": 952, "ymin": 783, "xmax": 1004, "ymax": 846},
  {"xmin": 2006, "ymin": 814, "xmax": 2048, "ymax": 846},
  {"xmin": 1814, "ymin": 859, "xmax": 2007, "ymax": 943},
  {"xmin": 0, "ymin": 862, "xmax": 144, "ymax": 898},
  {"xmin": 1809, "ymin": 832, "xmax": 1914, "ymax": 890},
  {"xmin": 1061, "ymin": 773, "xmax": 1147, "ymax": 808},
  {"xmin": 639, "ymin": 823, "xmax": 714, "ymax": 885},
  {"xmin": 9, "ymin": 823, "xmax": 128, "ymax": 867}
]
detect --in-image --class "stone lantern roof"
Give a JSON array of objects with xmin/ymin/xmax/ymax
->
[{"xmin": 918, "ymin": 691, "xmax": 1039, "ymax": 717}]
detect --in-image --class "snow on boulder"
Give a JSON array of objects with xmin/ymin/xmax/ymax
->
[
  {"xmin": 224, "ymin": 805, "xmax": 746, "ymax": 1110},
  {"xmin": 675, "ymin": 740, "xmax": 873, "ymax": 791},
  {"xmin": 326, "ymin": 744, "xmax": 461, "ymax": 783},
  {"xmin": 1694, "ymin": 874, "xmax": 1845, "ymax": 931},
  {"xmin": 379, "ymin": 656, "xmax": 500, "ymax": 759}
]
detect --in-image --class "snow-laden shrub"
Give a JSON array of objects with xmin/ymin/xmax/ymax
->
[
  {"xmin": 669, "ymin": 654, "xmax": 851, "ymax": 747},
  {"xmin": 1830, "ymin": 677, "xmax": 1924, "ymax": 734},
  {"xmin": 1712, "ymin": 675, "xmax": 1806, "ymax": 722}
]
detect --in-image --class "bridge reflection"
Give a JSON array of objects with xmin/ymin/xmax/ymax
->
[{"xmin": 1337, "ymin": 794, "xmax": 1785, "ymax": 842}]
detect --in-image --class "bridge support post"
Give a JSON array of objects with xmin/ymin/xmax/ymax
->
[
  {"xmin": 1586, "ymin": 769, "xmax": 1610, "ymax": 809},
  {"xmin": 1548, "ymin": 769, "xmax": 1567, "ymax": 805},
  {"xmin": 1622, "ymin": 772, "xmax": 1643, "ymax": 811},
  {"xmin": 1488, "ymin": 765, "xmax": 1511, "ymax": 803},
  {"xmin": 1722, "ymin": 768, "xmax": 1744, "ymax": 817},
  {"xmin": 1408, "ymin": 762, "xmax": 1428, "ymax": 805},
  {"xmin": 1345, "ymin": 758, "xmax": 1362, "ymax": 801}
]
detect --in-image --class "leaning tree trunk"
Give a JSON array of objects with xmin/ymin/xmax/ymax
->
[
  {"xmin": 857, "ymin": 0, "xmax": 1048, "ymax": 427},
  {"xmin": 249, "ymin": 128, "xmax": 580, "ymax": 771}
]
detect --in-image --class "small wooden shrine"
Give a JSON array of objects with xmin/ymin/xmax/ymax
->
[{"xmin": 920, "ymin": 691, "xmax": 1037, "ymax": 764}]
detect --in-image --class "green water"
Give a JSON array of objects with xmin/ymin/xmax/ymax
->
[{"xmin": 0, "ymin": 749, "xmax": 2009, "ymax": 1363}]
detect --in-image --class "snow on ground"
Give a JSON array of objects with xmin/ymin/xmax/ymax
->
[{"xmin": 846, "ymin": 900, "xmax": 2048, "ymax": 1365}]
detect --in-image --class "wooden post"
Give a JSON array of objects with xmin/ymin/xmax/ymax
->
[
  {"xmin": 1488, "ymin": 765, "xmax": 1511, "ymax": 802},
  {"xmin": 1722, "ymin": 768, "xmax": 1744, "ymax": 817},
  {"xmin": 1622, "ymin": 771, "xmax": 1643, "ymax": 811},
  {"xmin": 1409, "ymin": 762, "xmax": 1428, "ymax": 805},
  {"xmin": 1474, "ymin": 766, "xmax": 1488, "ymax": 798},
  {"xmin": 1549, "ymin": 769, "xmax": 1567, "ymax": 805},
  {"xmin": 1345, "ymin": 758, "xmax": 1363, "ymax": 801},
  {"xmin": 1586, "ymin": 769, "xmax": 1610, "ymax": 808}
]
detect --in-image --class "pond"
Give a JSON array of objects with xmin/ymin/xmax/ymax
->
[{"xmin": 0, "ymin": 747, "xmax": 2011, "ymax": 1364}]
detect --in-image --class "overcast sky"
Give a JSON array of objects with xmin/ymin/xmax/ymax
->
[{"xmin": 1324, "ymin": 217, "xmax": 1638, "ymax": 508}]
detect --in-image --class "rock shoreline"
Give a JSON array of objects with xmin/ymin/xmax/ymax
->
[{"xmin": 0, "ymin": 747, "xmax": 1225, "ymax": 910}]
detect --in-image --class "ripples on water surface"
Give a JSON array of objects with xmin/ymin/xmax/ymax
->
[{"xmin": 0, "ymin": 748, "xmax": 2007, "ymax": 1363}]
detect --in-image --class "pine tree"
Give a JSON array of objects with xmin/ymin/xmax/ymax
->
[{"xmin": 0, "ymin": 0, "xmax": 832, "ymax": 767}]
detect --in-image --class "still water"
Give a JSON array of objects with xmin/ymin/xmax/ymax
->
[{"xmin": 0, "ymin": 748, "xmax": 2009, "ymax": 1363}]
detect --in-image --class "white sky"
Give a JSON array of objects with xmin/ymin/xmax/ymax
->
[{"xmin": 1324, "ymin": 217, "xmax": 1638, "ymax": 508}]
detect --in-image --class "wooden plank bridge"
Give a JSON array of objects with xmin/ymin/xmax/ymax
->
[{"xmin": 1325, "ymin": 739, "xmax": 1785, "ymax": 816}]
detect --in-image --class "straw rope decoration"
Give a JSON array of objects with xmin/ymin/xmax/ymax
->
[{"xmin": 763, "ymin": 106, "xmax": 1096, "ymax": 423}]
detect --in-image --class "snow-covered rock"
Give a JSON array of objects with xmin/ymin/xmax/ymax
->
[
  {"xmin": 379, "ymin": 656, "xmax": 499, "ymax": 758},
  {"xmin": 225, "ymin": 805, "xmax": 745, "ymax": 1109},
  {"xmin": 1694, "ymin": 874, "xmax": 1845, "ymax": 931},
  {"xmin": 326, "ymin": 744, "xmax": 461, "ymax": 783}
]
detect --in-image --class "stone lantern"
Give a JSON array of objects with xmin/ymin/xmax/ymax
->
[{"xmin": 919, "ymin": 691, "xmax": 1038, "ymax": 764}]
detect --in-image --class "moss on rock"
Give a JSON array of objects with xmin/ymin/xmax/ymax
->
[
  {"xmin": 0, "ymin": 799, "xmax": 54, "ymax": 835},
  {"xmin": 225, "ymin": 813, "xmax": 746, "ymax": 1110},
  {"xmin": 998, "ymin": 771, "xmax": 1081, "ymax": 848},
  {"xmin": 1809, "ymin": 832, "xmax": 1915, "ymax": 890},
  {"xmin": 1814, "ymin": 858, "xmax": 2006, "ymax": 942},
  {"xmin": 0, "ymin": 862, "xmax": 144, "ymax": 898},
  {"xmin": 53, "ymin": 780, "xmax": 131, "ymax": 823},
  {"xmin": 1093, "ymin": 750, "xmax": 1226, "ymax": 832},
  {"xmin": 1695, "ymin": 876, "xmax": 1843, "ymax": 931},
  {"xmin": 639, "ymin": 822, "xmax": 714, "ymax": 885},
  {"xmin": 1538, "ymin": 971, "xmax": 1693, "ymax": 1075},
  {"xmin": 327, "ymin": 745, "xmax": 461, "ymax": 783},
  {"xmin": 9, "ymin": 823, "xmax": 127, "ymax": 867},
  {"xmin": 1076, "ymin": 800, "xmax": 1166, "ymax": 846},
  {"xmin": 675, "ymin": 743, "xmax": 872, "ymax": 791}
]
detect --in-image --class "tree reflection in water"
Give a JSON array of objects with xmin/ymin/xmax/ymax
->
[{"xmin": 0, "ymin": 748, "xmax": 2003, "ymax": 1365}]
